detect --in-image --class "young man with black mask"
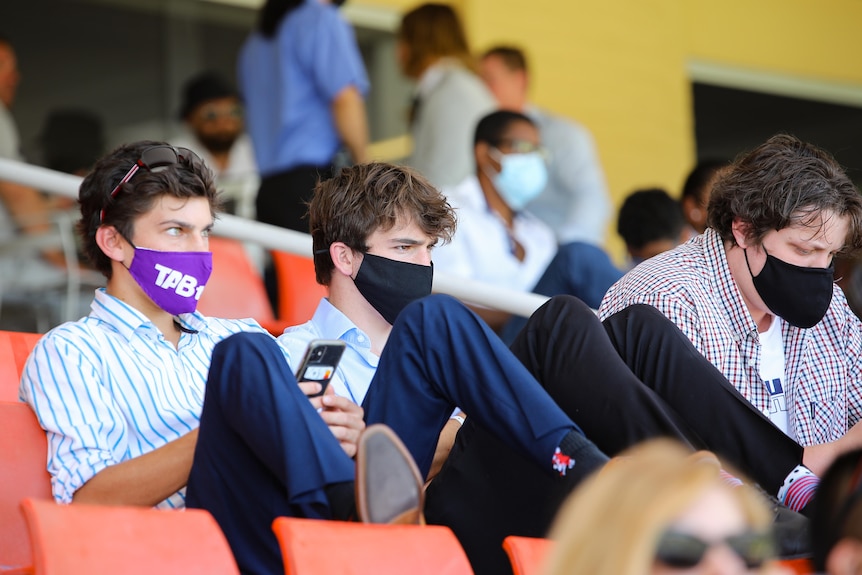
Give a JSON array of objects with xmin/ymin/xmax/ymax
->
[
  {"xmin": 601, "ymin": 134, "xmax": 862, "ymax": 516},
  {"xmin": 280, "ymin": 161, "xmax": 816, "ymax": 574}
]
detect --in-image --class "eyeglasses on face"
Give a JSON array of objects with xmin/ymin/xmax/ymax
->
[
  {"xmin": 496, "ymin": 137, "xmax": 547, "ymax": 156},
  {"xmin": 655, "ymin": 529, "xmax": 775, "ymax": 569},
  {"xmin": 100, "ymin": 145, "xmax": 201, "ymax": 223},
  {"xmin": 198, "ymin": 105, "xmax": 243, "ymax": 122}
]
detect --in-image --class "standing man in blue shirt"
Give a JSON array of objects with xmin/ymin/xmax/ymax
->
[{"xmin": 239, "ymin": 0, "xmax": 369, "ymax": 234}]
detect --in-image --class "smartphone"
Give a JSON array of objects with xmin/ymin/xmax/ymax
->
[{"xmin": 295, "ymin": 339, "xmax": 346, "ymax": 398}]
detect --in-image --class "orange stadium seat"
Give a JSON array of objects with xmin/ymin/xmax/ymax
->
[
  {"xmin": 780, "ymin": 557, "xmax": 814, "ymax": 574},
  {"xmin": 20, "ymin": 498, "xmax": 239, "ymax": 575},
  {"xmin": 272, "ymin": 517, "xmax": 474, "ymax": 575},
  {"xmin": 502, "ymin": 536, "xmax": 553, "ymax": 575},
  {"xmin": 197, "ymin": 237, "xmax": 290, "ymax": 335},
  {"xmin": 0, "ymin": 330, "xmax": 42, "ymax": 402},
  {"xmin": 0, "ymin": 402, "xmax": 51, "ymax": 574},
  {"xmin": 271, "ymin": 250, "xmax": 327, "ymax": 327}
]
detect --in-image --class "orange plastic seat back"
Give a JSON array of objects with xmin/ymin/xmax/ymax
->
[
  {"xmin": 21, "ymin": 498, "xmax": 239, "ymax": 575},
  {"xmin": 502, "ymin": 536, "xmax": 554, "ymax": 575},
  {"xmin": 779, "ymin": 557, "xmax": 813, "ymax": 574},
  {"xmin": 0, "ymin": 330, "xmax": 42, "ymax": 402},
  {"xmin": 271, "ymin": 251, "xmax": 327, "ymax": 326},
  {"xmin": 0, "ymin": 402, "xmax": 51, "ymax": 571},
  {"xmin": 197, "ymin": 237, "xmax": 275, "ymax": 322},
  {"xmin": 272, "ymin": 517, "xmax": 474, "ymax": 575}
]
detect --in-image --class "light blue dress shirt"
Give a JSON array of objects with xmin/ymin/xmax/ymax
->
[{"xmin": 278, "ymin": 298, "xmax": 378, "ymax": 406}]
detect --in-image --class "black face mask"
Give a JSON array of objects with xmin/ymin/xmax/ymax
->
[
  {"xmin": 353, "ymin": 253, "xmax": 433, "ymax": 325},
  {"xmin": 744, "ymin": 247, "xmax": 834, "ymax": 329}
]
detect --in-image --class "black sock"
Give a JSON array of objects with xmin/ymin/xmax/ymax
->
[{"xmin": 553, "ymin": 429, "xmax": 609, "ymax": 480}]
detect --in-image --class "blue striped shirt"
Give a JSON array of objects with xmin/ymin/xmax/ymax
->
[{"xmin": 19, "ymin": 288, "xmax": 270, "ymax": 508}]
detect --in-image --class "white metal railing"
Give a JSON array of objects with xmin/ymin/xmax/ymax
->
[{"xmin": 0, "ymin": 157, "xmax": 549, "ymax": 317}]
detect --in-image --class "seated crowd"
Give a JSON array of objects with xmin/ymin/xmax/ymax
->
[
  {"xmin": 7, "ymin": 130, "xmax": 862, "ymax": 575},
  {"xmin": 4, "ymin": 5, "xmax": 862, "ymax": 575}
]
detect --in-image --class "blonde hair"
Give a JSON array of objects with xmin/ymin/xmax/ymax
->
[{"xmin": 542, "ymin": 440, "xmax": 773, "ymax": 575}]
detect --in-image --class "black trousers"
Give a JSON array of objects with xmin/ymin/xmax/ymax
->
[
  {"xmin": 255, "ymin": 164, "xmax": 333, "ymax": 233},
  {"xmin": 425, "ymin": 295, "xmax": 803, "ymax": 575}
]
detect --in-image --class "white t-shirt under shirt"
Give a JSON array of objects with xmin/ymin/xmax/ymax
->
[{"xmin": 759, "ymin": 315, "xmax": 789, "ymax": 437}]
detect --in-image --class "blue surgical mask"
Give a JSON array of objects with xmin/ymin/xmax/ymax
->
[{"xmin": 487, "ymin": 149, "xmax": 549, "ymax": 211}]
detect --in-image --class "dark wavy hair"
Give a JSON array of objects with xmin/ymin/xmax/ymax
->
[
  {"xmin": 77, "ymin": 140, "xmax": 219, "ymax": 278},
  {"xmin": 811, "ymin": 448, "xmax": 862, "ymax": 571},
  {"xmin": 309, "ymin": 162, "xmax": 456, "ymax": 285},
  {"xmin": 707, "ymin": 134, "xmax": 862, "ymax": 255}
]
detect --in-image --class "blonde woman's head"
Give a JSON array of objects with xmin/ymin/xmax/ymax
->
[{"xmin": 543, "ymin": 440, "xmax": 776, "ymax": 575}]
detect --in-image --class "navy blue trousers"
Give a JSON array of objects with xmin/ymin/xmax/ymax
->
[{"xmin": 186, "ymin": 294, "xmax": 599, "ymax": 575}]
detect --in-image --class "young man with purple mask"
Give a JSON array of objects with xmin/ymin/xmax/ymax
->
[
  {"xmin": 600, "ymin": 134, "xmax": 862, "ymax": 516},
  {"xmin": 19, "ymin": 145, "xmax": 610, "ymax": 575},
  {"xmin": 18, "ymin": 141, "xmax": 410, "ymax": 574}
]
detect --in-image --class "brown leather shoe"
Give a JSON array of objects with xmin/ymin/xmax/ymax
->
[{"xmin": 356, "ymin": 424, "xmax": 425, "ymax": 525}]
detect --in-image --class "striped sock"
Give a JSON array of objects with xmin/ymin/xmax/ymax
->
[
  {"xmin": 778, "ymin": 466, "xmax": 820, "ymax": 512},
  {"xmin": 719, "ymin": 469, "xmax": 744, "ymax": 488}
]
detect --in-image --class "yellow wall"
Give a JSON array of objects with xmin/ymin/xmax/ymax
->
[{"xmin": 358, "ymin": 0, "xmax": 862, "ymax": 261}]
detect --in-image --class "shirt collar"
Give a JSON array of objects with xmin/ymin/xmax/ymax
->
[
  {"xmin": 311, "ymin": 298, "xmax": 372, "ymax": 349},
  {"xmin": 702, "ymin": 228, "xmax": 759, "ymax": 338},
  {"xmin": 89, "ymin": 288, "xmax": 208, "ymax": 342}
]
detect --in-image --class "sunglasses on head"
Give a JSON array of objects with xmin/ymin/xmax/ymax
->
[
  {"xmin": 655, "ymin": 529, "xmax": 775, "ymax": 569},
  {"xmin": 100, "ymin": 145, "xmax": 201, "ymax": 223}
]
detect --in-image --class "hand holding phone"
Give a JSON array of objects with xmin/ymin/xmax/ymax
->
[{"xmin": 295, "ymin": 339, "xmax": 346, "ymax": 398}]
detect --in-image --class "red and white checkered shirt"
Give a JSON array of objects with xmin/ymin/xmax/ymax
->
[{"xmin": 598, "ymin": 229, "xmax": 862, "ymax": 446}]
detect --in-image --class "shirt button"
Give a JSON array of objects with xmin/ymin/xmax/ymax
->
[{"xmin": 357, "ymin": 335, "xmax": 365, "ymax": 343}]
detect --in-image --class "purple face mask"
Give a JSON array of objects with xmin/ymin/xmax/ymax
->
[{"xmin": 127, "ymin": 247, "xmax": 213, "ymax": 315}]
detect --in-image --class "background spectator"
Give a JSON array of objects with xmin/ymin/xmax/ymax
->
[
  {"xmin": 680, "ymin": 159, "xmax": 729, "ymax": 235},
  {"xmin": 397, "ymin": 3, "xmax": 495, "ymax": 188},
  {"xmin": 617, "ymin": 187, "xmax": 687, "ymax": 267},
  {"xmin": 173, "ymin": 71, "xmax": 258, "ymax": 218},
  {"xmin": 811, "ymin": 448, "xmax": 862, "ymax": 575},
  {"xmin": 238, "ymin": 0, "xmax": 369, "ymax": 233},
  {"xmin": 434, "ymin": 110, "xmax": 621, "ymax": 337},
  {"xmin": 481, "ymin": 45, "xmax": 611, "ymax": 246}
]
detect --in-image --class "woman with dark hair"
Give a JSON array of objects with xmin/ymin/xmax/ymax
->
[
  {"xmin": 397, "ymin": 3, "xmax": 495, "ymax": 188},
  {"xmin": 811, "ymin": 448, "xmax": 862, "ymax": 574},
  {"xmin": 238, "ymin": 0, "xmax": 369, "ymax": 234}
]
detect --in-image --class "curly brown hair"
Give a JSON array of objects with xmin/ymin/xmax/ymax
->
[
  {"xmin": 77, "ymin": 141, "xmax": 219, "ymax": 278},
  {"xmin": 707, "ymin": 134, "xmax": 862, "ymax": 255},
  {"xmin": 308, "ymin": 162, "xmax": 456, "ymax": 285}
]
